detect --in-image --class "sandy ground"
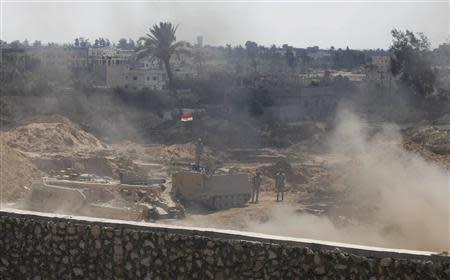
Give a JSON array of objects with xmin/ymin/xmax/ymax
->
[
  {"xmin": 159, "ymin": 190, "xmax": 301, "ymax": 229},
  {"xmin": 1, "ymin": 115, "xmax": 449, "ymax": 251}
]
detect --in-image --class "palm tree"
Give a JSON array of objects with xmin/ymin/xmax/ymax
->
[{"xmin": 137, "ymin": 22, "xmax": 185, "ymax": 88}]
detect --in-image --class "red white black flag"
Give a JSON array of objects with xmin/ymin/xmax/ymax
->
[{"xmin": 180, "ymin": 114, "xmax": 193, "ymax": 122}]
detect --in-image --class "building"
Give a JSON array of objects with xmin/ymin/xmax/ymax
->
[
  {"xmin": 89, "ymin": 47, "xmax": 133, "ymax": 87},
  {"xmin": 307, "ymin": 50, "xmax": 331, "ymax": 60},
  {"xmin": 67, "ymin": 47, "xmax": 89, "ymax": 70},
  {"xmin": 365, "ymin": 55, "xmax": 392, "ymax": 85},
  {"xmin": 264, "ymin": 86, "xmax": 338, "ymax": 121},
  {"xmin": 171, "ymin": 53, "xmax": 197, "ymax": 80},
  {"xmin": 123, "ymin": 58, "xmax": 167, "ymax": 91},
  {"xmin": 86, "ymin": 47, "xmax": 167, "ymax": 90},
  {"xmin": 22, "ymin": 44, "xmax": 194, "ymax": 91}
]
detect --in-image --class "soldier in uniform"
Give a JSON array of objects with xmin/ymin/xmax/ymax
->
[
  {"xmin": 276, "ymin": 171, "xmax": 286, "ymax": 201},
  {"xmin": 251, "ymin": 171, "xmax": 262, "ymax": 203},
  {"xmin": 194, "ymin": 138, "xmax": 203, "ymax": 170}
]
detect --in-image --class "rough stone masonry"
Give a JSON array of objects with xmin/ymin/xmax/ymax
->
[{"xmin": 0, "ymin": 209, "xmax": 449, "ymax": 279}]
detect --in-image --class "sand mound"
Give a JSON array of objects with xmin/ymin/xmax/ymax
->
[
  {"xmin": 0, "ymin": 143, "xmax": 45, "ymax": 202},
  {"xmin": 3, "ymin": 119, "xmax": 107, "ymax": 153}
]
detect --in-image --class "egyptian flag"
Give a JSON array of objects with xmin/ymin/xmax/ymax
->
[{"xmin": 180, "ymin": 114, "xmax": 193, "ymax": 122}]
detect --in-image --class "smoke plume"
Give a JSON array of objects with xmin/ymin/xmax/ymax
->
[{"xmin": 248, "ymin": 109, "xmax": 449, "ymax": 252}]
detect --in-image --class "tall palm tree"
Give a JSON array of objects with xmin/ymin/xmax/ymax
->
[{"xmin": 137, "ymin": 22, "xmax": 185, "ymax": 88}]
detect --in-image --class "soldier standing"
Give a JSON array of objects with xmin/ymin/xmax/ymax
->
[
  {"xmin": 276, "ymin": 171, "xmax": 286, "ymax": 201},
  {"xmin": 251, "ymin": 171, "xmax": 262, "ymax": 203},
  {"xmin": 194, "ymin": 138, "xmax": 203, "ymax": 170}
]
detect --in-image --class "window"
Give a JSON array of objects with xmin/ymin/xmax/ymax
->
[
  {"xmin": 153, "ymin": 76, "xmax": 157, "ymax": 81},
  {"xmin": 147, "ymin": 76, "xmax": 150, "ymax": 81},
  {"xmin": 133, "ymin": 76, "xmax": 137, "ymax": 81}
]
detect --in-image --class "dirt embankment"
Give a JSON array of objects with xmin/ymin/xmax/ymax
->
[
  {"xmin": 0, "ymin": 115, "xmax": 113, "ymax": 201},
  {"xmin": 3, "ymin": 116, "xmax": 107, "ymax": 154},
  {"xmin": 0, "ymin": 144, "xmax": 44, "ymax": 202},
  {"xmin": 403, "ymin": 126, "xmax": 450, "ymax": 168}
]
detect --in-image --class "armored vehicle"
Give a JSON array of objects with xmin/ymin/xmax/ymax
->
[
  {"xmin": 24, "ymin": 177, "xmax": 183, "ymax": 221},
  {"xmin": 172, "ymin": 171, "xmax": 251, "ymax": 209}
]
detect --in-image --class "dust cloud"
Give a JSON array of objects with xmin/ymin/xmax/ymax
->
[{"xmin": 247, "ymin": 109, "xmax": 449, "ymax": 252}]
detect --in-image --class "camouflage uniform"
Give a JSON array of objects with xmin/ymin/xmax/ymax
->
[
  {"xmin": 251, "ymin": 172, "xmax": 262, "ymax": 203},
  {"xmin": 194, "ymin": 138, "xmax": 203, "ymax": 170},
  {"xmin": 276, "ymin": 172, "xmax": 285, "ymax": 201}
]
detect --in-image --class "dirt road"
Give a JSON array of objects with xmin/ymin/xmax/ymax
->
[{"xmin": 159, "ymin": 190, "xmax": 303, "ymax": 230}]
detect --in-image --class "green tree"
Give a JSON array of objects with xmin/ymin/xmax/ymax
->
[
  {"xmin": 127, "ymin": 39, "xmax": 136, "ymax": 50},
  {"xmin": 390, "ymin": 29, "xmax": 435, "ymax": 97},
  {"xmin": 245, "ymin": 41, "xmax": 258, "ymax": 73},
  {"xmin": 117, "ymin": 38, "xmax": 128, "ymax": 49},
  {"xmin": 433, "ymin": 43, "xmax": 450, "ymax": 66},
  {"xmin": 32, "ymin": 40, "xmax": 42, "ymax": 47},
  {"xmin": 248, "ymin": 87, "xmax": 274, "ymax": 116},
  {"xmin": 284, "ymin": 46, "xmax": 296, "ymax": 69},
  {"xmin": 74, "ymin": 37, "xmax": 90, "ymax": 48},
  {"xmin": 9, "ymin": 40, "xmax": 21, "ymax": 49},
  {"xmin": 137, "ymin": 22, "xmax": 186, "ymax": 88}
]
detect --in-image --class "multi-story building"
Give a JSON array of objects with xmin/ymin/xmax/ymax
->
[
  {"xmin": 171, "ymin": 53, "xmax": 197, "ymax": 80},
  {"xmin": 89, "ymin": 47, "xmax": 133, "ymax": 87},
  {"xmin": 89, "ymin": 47, "xmax": 132, "ymax": 67},
  {"xmin": 87, "ymin": 47, "xmax": 174, "ymax": 90},
  {"xmin": 22, "ymin": 44, "xmax": 196, "ymax": 90},
  {"xmin": 123, "ymin": 58, "xmax": 167, "ymax": 91},
  {"xmin": 365, "ymin": 55, "xmax": 392, "ymax": 84},
  {"xmin": 67, "ymin": 47, "xmax": 89, "ymax": 70}
]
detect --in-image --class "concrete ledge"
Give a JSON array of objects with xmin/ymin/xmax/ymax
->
[{"xmin": 1, "ymin": 207, "xmax": 447, "ymax": 262}]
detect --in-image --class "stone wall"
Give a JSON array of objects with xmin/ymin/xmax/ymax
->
[{"xmin": 0, "ymin": 209, "xmax": 448, "ymax": 279}]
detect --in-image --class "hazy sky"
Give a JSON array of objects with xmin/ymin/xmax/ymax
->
[{"xmin": 1, "ymin": 0, "xmax": 449, "ymax": 49}]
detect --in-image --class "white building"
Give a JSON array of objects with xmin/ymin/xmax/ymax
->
[{"xmin": 88, "ymin": 47, "xmax": 168, "ymax": 90}]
